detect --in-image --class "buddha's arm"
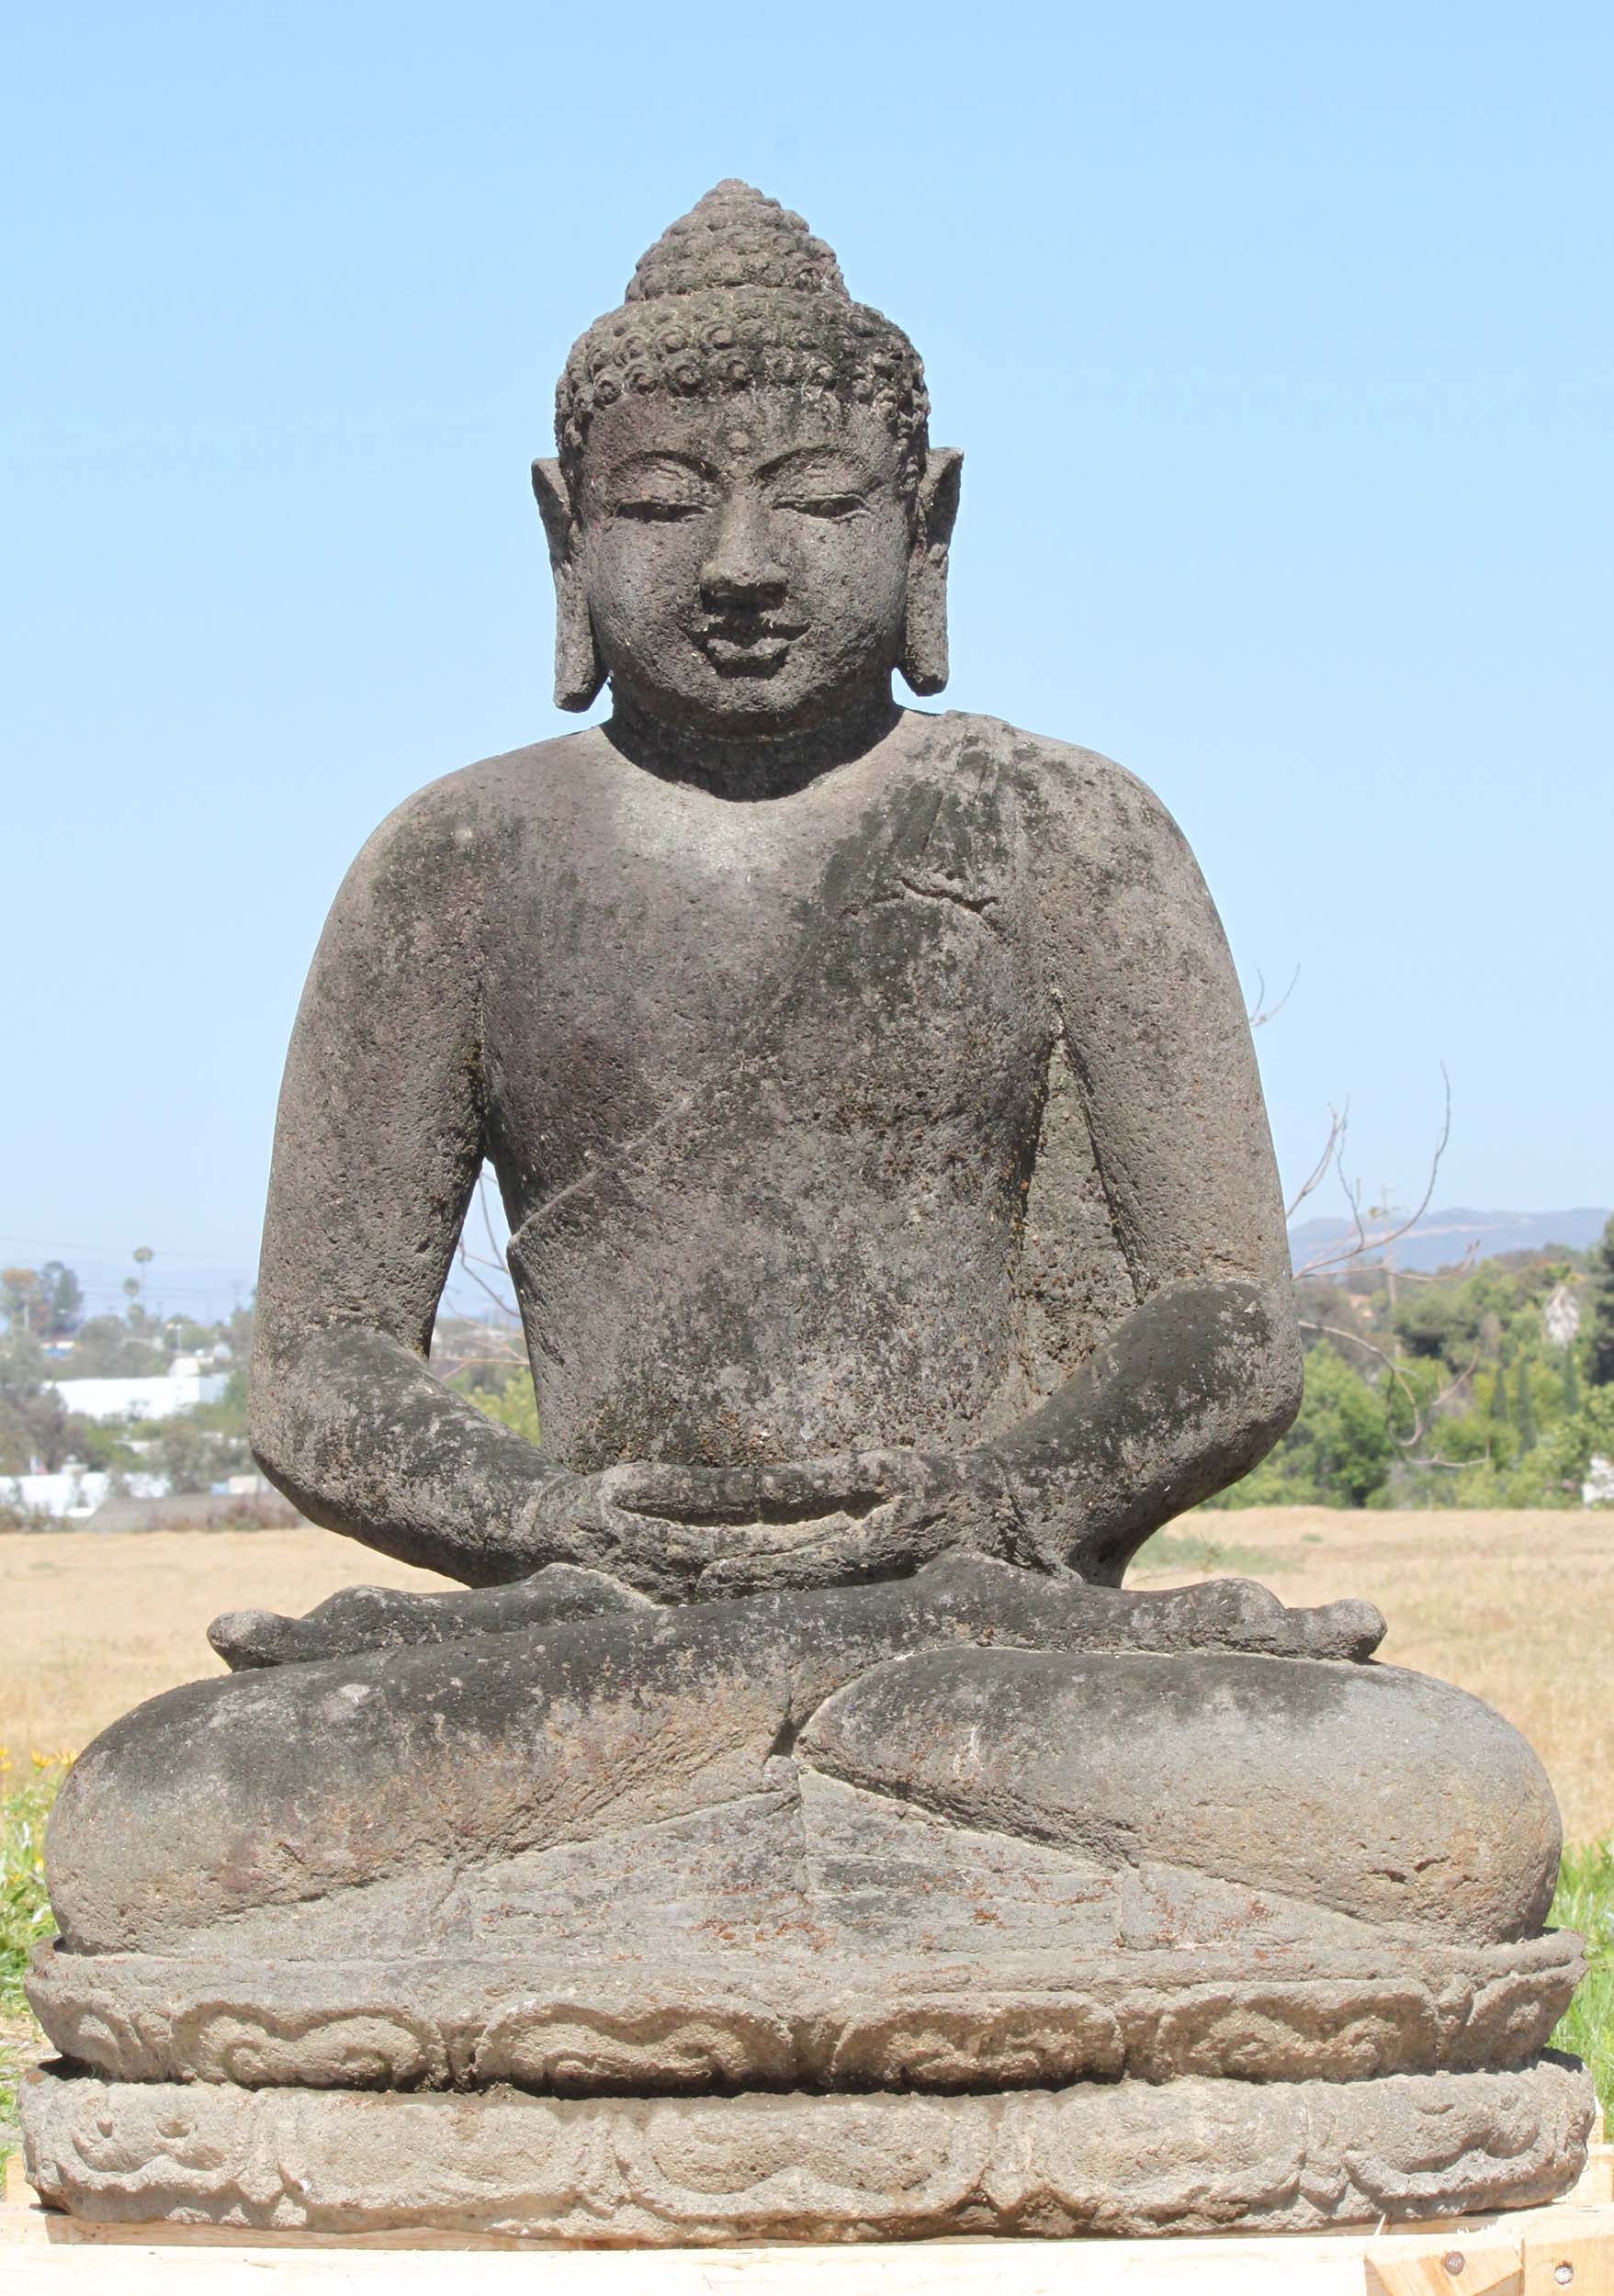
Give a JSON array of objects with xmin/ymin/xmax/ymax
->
[
  {"xmin": 250, "ymin": 781, "xmax": 581, "ymax": 1587},
  {"xmin": 983, "ymin": 753, "xmax": 1302, "ymax": 1581}
]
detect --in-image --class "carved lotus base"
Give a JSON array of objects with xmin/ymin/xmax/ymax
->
[
  {"xmin": 20, "ymin": 2056, "xmax": 1595, "ymax": 2243},
  {"xmin": 23, "ymin": 1929, "xmax": 1587, "ymax": 2094}
]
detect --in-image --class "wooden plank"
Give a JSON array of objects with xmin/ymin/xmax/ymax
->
[
  {"xmin": 0, "ymin": 2212, "xmax": 1372, "ymax": 2294},
  {"xmin": 1522, "ymin": 2227, "xmax": 1614, "ymax": 2295},
  {"xmin": 1364, "ymin": 2241, "xmax": 1522, "ymax": 2295},
  {"xmin": 1, "ymin": 2191, "xmax": 1609, "ymax": 2295},
  {"xmin": 1575, "ymin": 2148, "xmax": 1614, "ymax": 2206}
]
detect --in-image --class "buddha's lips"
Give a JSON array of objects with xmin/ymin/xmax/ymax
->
[{"xmin": 698, "ymin": 617, "xmax": 807, "ymax": 673}]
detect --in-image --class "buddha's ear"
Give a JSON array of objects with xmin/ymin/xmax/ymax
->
[
  {"xmin": 899, "ymin": 446, "xmax": 964, "ymax": 698},
  {"xmin": 532, "ymin": 457, "xmax": 607, "ymax": 713}
]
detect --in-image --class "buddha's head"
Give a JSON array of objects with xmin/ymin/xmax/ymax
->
[{"xmin": 535, "ymin": 182, "xmax": 961, "ymax": 739}]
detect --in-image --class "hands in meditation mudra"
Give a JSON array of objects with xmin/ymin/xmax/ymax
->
[{"xmin": 25, "ymin": 185, "xmax": 1591, "ymax": 2245}]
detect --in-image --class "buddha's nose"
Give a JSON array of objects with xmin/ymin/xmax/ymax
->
[{"xmin": 700, "ymin": 492, "xmax": 787, "ymax": 607}]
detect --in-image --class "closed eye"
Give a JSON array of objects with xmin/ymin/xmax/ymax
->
[
  {"xmin": 614, "ymin": 499, "xmax": 708, "ymax": 523},
  {"xmin": 776, "ymin": 494, "xmax": 867, "ymax": 521}
]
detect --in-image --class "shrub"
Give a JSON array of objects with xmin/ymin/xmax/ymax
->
[
  {"xmin": 466, "ymin": 1367, "xmax": 541, "ymax": 1446},
  {"xmin": 1207, "ymin": 1343, "xmax": 1394, "ymax": 1508},
  {"xmin": 1551, "ymin": 1839, "xmax": 1614, "ymax": 2122},
  {"xmin": 1, "ymin": 1752, "xmax": 65, "ymax": 2012}
]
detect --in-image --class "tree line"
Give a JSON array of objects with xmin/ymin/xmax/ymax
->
[{"xmin": 1207, "ymin": 1218, "xmax": 1614, "ymax": 1509}]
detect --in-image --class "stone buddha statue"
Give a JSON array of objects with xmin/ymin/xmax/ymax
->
[{"xmin": 22, "ymin": 184, "xmax": 1591, "ymax": 2245}]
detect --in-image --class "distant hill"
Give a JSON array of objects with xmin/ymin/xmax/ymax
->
[{"xmin": 1288, "ymin": 1206, "xmax": 1610, "ymax": 1277}]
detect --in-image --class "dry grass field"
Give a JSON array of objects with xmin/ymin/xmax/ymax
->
[
  {"xmin": 0, "ymin": 1525, "xmax": 451, "ymax": 1761},
  {"xmin": 2, "ymin": 1504, "xmax": 1609, "ymax": 1838}
]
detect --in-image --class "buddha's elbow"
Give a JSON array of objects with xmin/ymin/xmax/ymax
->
[
  {"xmin": 247, "ymin": 1392, "xmax": 300, "ymax": 1507},
  {"xmin": 1225, "ymin": 1291, "xmax": 1304, "ymax": 1472},
  {"xmin": 248, "ymin": 1399, "xmax": 350, "ymax": 1535},
  {"xmin": 246, "ymin": 1345, "xmax": 324, "ymax": 1514},
  {"xmin": 246, "ymin": 1322, "xmax": 420, "ymax": 1534}
]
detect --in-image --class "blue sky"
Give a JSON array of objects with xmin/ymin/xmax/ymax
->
[{"xmin": 6, "ymin": 3, "xmax": 1609, "ymax": 1319}]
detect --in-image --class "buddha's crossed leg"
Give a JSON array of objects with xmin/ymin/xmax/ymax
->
[{"xmin": 49, "ymin": 1557, "xmax": 1558, "ymax": 1968}]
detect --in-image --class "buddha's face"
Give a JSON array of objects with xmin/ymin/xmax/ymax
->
[{"xmin": 577, "ymin": 388, "xmax": 914, "ymax": 737}]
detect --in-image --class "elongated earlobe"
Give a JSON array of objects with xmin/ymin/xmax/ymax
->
[
  {"xmin": 532, "ymin": 458, "xmax": 606, "ymax": 712},
  {"xmin": 899, "ymin": 447, "xmax": 964, "ymax": 697}
]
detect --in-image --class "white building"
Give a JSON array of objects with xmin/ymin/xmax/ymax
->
[
  {"xmin": 1543, "ymin": 1283, "xmax": 1583, "ymax": 1348},
  {"xmin": 0, "ymin": 1468, "xmax": 165, "ymax": 1520},
  {"xmin": 50, "ymin": 1363, "xmax": 229, "ymax": 1423}
]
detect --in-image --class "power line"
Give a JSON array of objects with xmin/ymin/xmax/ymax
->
[{"xmin": 0, "ymin": 1234, "xmax": 255, "ymax": 1264}]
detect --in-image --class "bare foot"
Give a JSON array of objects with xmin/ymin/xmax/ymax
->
[
  {"xmin": 208, "ymin": 1563, "xmax": 651, "ymax": 1671},
  {"xmin": 1119, "ymin": 1575, "xmax": 1386, "ymax": 1662},
  {"xmin": 912, "ymin": 1552, "xmax": 1385, "ymax": 1664}
]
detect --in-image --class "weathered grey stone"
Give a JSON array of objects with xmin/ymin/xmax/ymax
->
[
  {"xmin": 21, "ymin": 2058, "xmax": 1595, "ymax": 2242},
  {"xmin": 209, "ymin": 1562, "xmax": 653, "ymax": 1671},
  {"xmin": 28, "ymin": 1925, "xmax": 1584, "ymax": 2094},
  {"xmin": 800, "ymin": 1649, "xmax": 1563, "ymax": 1943},
  {"xmin": 24, "ymin": 180, "xmax": 1589, "ymax": 2239},
  {"xmin": 44, "ymin": 1560, "xmax": 1391, "ymax": 1958},
  {"xmin": 237, "ymin": 183, "xmax": 1307, "ymax": 1602}
]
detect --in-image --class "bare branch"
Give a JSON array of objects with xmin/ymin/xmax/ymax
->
[
  {"xmin": 1374, "ymin": 1064, "xmax": 1452, "ymax": 1255},
  {"xmin": 1247, "ymin": 962, "xmax": 1302, "ymax": 1030},
  {"xmin": 456, "ymin": 1243, "xmax": 504, "ymax": 1273},
  {"xmin": 479, "ymin": 1170, "xmax": 506, "ymax": 1270},
  {"xmin": 452, "ymin": 1244, "xmax": 523, "ymax": 1325},
  {"xmin": 1291, "ymin": 1068, "xmax": 1453, "ymax": 1280},
  {"xmin": 1389, "ymin": 1239, "xmax": 1480, "ymax": 1285},
  {"xmin": 452, "ymin": 1174, "xmax": 520, "ymax": 1326},
  {"xmin": 1427, "ymin": 1346, "xmax": 1481, "ymax": 1420},
  {"xmin": 1293, "ymin": 1315, "xmax": 1359, "ymax": 1348},
  {"xmin": 1297, "ymin": 1320, "xmax": 1429, "ymax": 1447},
  {"xmin": 1338, "ymin": 1159, "xmax": 1370, "ymax": 1264},
  {"xmin": 1297, "ymin": 1322, "xmax": 1482, "ymax": 1466},
  {"xmin": 1286, "ymin": 1103, "xmax": 1348, "ymax": 1221}
]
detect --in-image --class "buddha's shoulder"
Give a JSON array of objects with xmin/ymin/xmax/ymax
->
[
  {"xmin": 919, "ymin": 711, "xmax": 1190, "ymax": 855},
  {"xmin": 344, "ymin": 732, "xmax": 596, "ymax": 885}
]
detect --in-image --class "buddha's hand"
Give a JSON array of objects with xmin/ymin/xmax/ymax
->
[{"xmin": 587, "ymin": 1448, "xmax": 1016, "ymax": 1600}]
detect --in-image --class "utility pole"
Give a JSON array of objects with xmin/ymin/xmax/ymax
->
[{"xmin": 1369, "ymin": 1184, "xmax": 1406, "ymax": 1354}]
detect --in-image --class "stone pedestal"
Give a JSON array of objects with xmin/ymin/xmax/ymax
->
[
  {"xmin": 20, "ymin": 1923, "xmax": 1595, "ymax": 2241},
  {"xmin": 20, "ymin": 1632, "xmax": 1597, "ymax": 2241},
  {"xmin": 19, "ymin": 2058, "xmax": 1594, "ymax": 2243}
]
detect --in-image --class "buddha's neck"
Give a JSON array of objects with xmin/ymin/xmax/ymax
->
[{"xmin": 604, "ymin": 689, "xmax": 905, "ymax": 801}]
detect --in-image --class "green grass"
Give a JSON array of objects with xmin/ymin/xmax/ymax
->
[
  {"xmin": 1, "ymin": 1753, "xmax": 66, "ymax": 2164},
  {"xmin": 2, "ymin": 1756, "xmax": 62, "ymax": 2011},
  {"xmin": 1551, "ymin": 1838, "xmax": 1614, "ymax": 2122}
]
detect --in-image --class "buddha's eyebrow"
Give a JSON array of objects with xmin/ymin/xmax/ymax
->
[{"xmin": 756, "ymin": 445, "xmax": 865, "ymax": 482}]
